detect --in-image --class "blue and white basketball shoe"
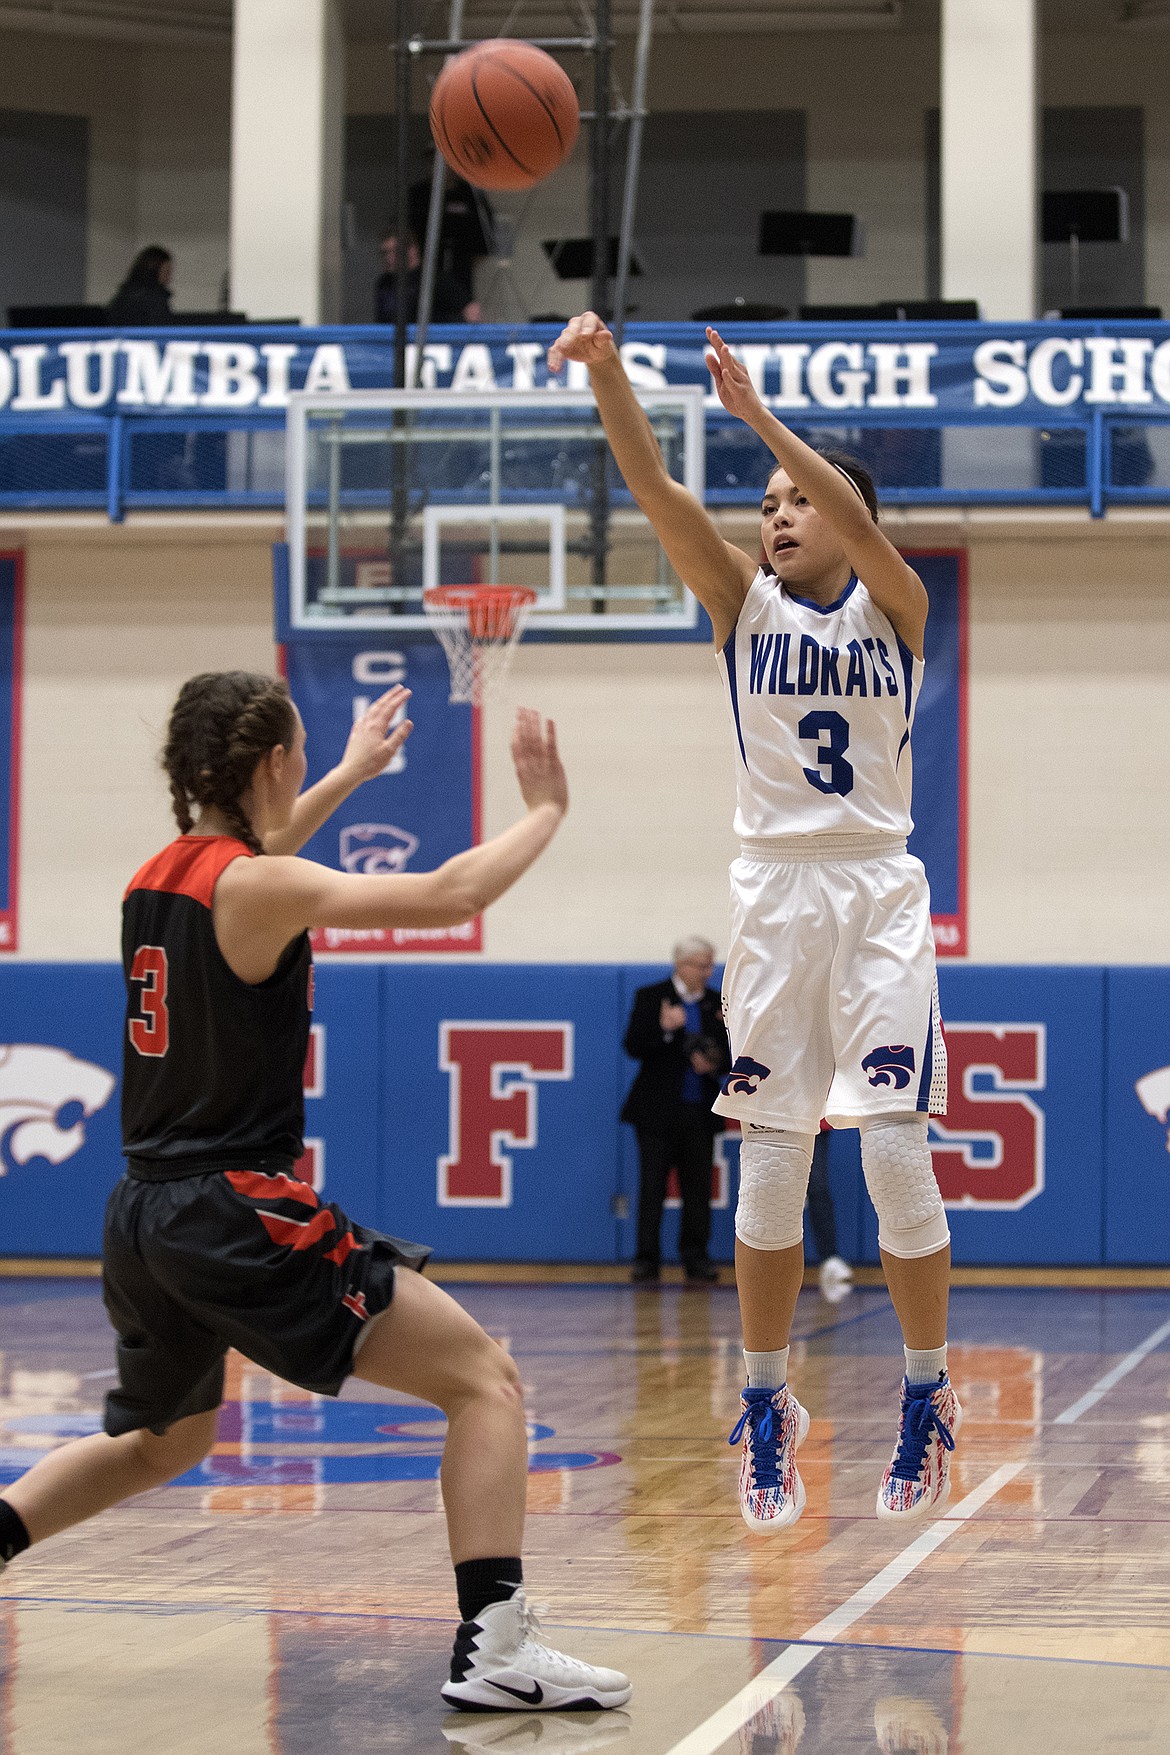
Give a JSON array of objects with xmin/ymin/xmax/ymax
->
[
  {"xmin": 876, "ymin": 1376, "xmax": 962, "ymax": 1520},
  {"xmin": 729, "ymin": 1384, "xmax": 810, "ymax": 1530}
]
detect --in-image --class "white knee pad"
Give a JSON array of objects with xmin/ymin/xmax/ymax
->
[
  {"xmin": 734, "ymin": 1127, "xmax": 816, "ymax": 1251},
  {"xmin": 861, "ymin": 1115, "xmax": 950, "ymax": 1259}
]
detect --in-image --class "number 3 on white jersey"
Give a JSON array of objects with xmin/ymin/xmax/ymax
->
[{"xmin": 799, "ymin": 710, "xmax": 854, "ymax": 797}]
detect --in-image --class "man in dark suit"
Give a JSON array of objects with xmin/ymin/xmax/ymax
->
[{"xmin": 621, "ymin": 937, "xmax": 730, "ymax": 1284}]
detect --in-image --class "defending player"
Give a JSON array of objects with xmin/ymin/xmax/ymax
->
[
  {"xmin": 0, "ymin": 671, "xmax": 631, "ymax": 1715},
  {"xmin": 549, "ymin": 314, "xmax": 959, "ymax": 1529}
]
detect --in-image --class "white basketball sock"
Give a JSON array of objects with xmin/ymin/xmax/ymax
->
[
  {"xmin": 904, "ymin": 1343, "xmax": 948, "ymax": 1387},
  {"xmin": 743, "ymin": 1347, "xmax": 789, "ymax": 1390}
]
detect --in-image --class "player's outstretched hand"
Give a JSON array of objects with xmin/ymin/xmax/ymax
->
[
  {"xmin": 705, "ymin": 327, "xmax": 765, "ymax": 425},
  {"xmin": 338, "ymin": 685, "xmax": 413, "ymax": 783},
  {"xmin": 511, "ymin": 709, "xmax": 568, "ymax": 816},
  {"xmin": 548, "ymin": 311, "xmax": 616, "ymax": 375}
]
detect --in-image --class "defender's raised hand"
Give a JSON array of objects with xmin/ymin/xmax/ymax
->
[
  {"xmin": 705, "ymin": 327, "xmax": 766, "ymax": 426},
  {"xmin": 338, "ymin": 686, "xmax": 413, "ymax": 783},
  {"xmin": 511, "ymin": 709, "xmax": 568, "ymax": 816},
  {"xmin": 548, "ymin": 311, "xmax": 617, "ymax": 375}
]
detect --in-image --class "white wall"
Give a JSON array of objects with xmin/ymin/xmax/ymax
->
[
  {"xmin": 1045, "ymin": 24, "xmax": 1170, "ymax": 313},
  {"xmin": 0, "ymin": 29, "xmax": 230, "ymax": 312},
  {"xmin": 136, "ymin": 42, "xmax": 232, "ymax": 313},
  {"xmin": 12, "ymin": 517, "xmax": 275, "ymax": 962},
  {"xmin": 962, "ymin": 514, "xmax": 1170, "ymax": 963},
  {"xmin": 345, "ymin": 21, "xmax": 941, "ymax": 320},
  {"xmin": 9, "ymin": 508, "xmax": 1170, "ymax": 968},
  {"xmin": 0, "ymin": 11, "xmax": 1168, "ymax": 320}
]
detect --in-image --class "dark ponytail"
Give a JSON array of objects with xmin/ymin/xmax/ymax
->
[{"xmin": 162, "ymin": 672, "xmax": 297, "ymax": 855}]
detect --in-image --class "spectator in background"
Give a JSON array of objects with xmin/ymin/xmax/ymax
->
[
  {"xmin": 408, "ymin": 168, "xmax": 494, "ymax": 296},
  {"xmin": 107, "ymin": 246, "xmax": 174, "ymax": 326},
  {"xmin": 621, "ymin": 937, "xmax": 730, "ymax": 1285},
  {"xmin": 375, "ymin": 229, "xmax": 481, "ymax": 325},
  {"xmin": 808, "ymin": 1123, "xmax": 853, "ymax": 1302}
]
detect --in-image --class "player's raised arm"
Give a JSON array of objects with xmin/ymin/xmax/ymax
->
[
  {"xmin": 217, "ymin": 710, "xmax": 566, "ymax": 974},
  {"xmin": 263, "ymin": 686, "xmax": 413, "ymax": 857},
  {"xmin": 549, "ymin": 313, "xmax": 755, "ymax": 647},
  {"xmin": 706, "ymin": 327, "xmax": 929, "ymax": 657}
]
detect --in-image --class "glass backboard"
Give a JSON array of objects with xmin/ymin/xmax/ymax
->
[{"xmin": 284, "ymin": 386, "xmax": 706, "ymax": 633}]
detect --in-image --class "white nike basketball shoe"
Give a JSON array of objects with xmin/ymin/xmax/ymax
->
[{"xmin": 441, "ymin": 1589, "xmax": 633, "ymax": 1713}]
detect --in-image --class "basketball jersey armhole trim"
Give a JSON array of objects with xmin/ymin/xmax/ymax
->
[
  {"xmin": 125, "ymin": 836, "xmax": 307, "ymax": 996},
  {"xmin": 895, "ymin": 632, "xmax": 918, "ymax": 724},
  {"xmin": 721, "ymin": 624, "xmax": 749, "ymax": 771},
  {"xmin": 125, "ymin": 835, "xmax": 254, "ymax": 906}
]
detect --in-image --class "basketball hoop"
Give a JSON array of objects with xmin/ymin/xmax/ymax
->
[{"xmin": 423, "ymin": 584, "xmax": 538, "ymax": 706}]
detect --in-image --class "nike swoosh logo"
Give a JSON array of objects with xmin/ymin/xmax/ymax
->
[{"xmin": 487, "ymin": 1679, "xmax": 544, "ymax": 1705}]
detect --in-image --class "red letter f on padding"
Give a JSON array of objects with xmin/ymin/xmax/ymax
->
[{"xmin": 438, "ymin": 1022, "xmax": 574, "ymax": 1206}]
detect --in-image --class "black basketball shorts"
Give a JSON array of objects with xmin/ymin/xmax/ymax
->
[{"xmin": 101, "ymin": 1166, "xmax": 431, "ymax": 1437}]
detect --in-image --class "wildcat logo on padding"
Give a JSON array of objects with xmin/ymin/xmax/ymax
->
[
  {"xmin": 1136, "ymin": 1064, "xmax": 1170, "ymax": 1152},
  {"xmin": 721, "ymin": 1055, "xmax": 772, "ymax": 1097},
  {"xmin": 862, "ymin": 1044, "xmax": 916, "ymax": 1090},
  {"xmin": 0, "ymin": 1045, "xmax": 116, "ymax": 1173},
  {"xmin": 340, "ymin": 823, "xmax": 419, "ymax": 876}
]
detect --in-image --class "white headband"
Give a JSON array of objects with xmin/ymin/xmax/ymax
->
[{"xmin": 830, "ymin": 461, "xmax": 868, "ymax": 506}]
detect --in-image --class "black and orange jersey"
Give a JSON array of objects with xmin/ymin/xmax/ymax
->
[{"xmin": 121, "ymin": 836, "xmax": 312, "ymax": 1177}]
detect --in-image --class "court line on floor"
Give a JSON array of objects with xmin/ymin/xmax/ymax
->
[
  {"xmin": 1053, "ymin": 1314, "xmax": 1170, "ymax": 1425},
  {"xmin": 663, "ymin": 1462, "xmax": 1023, "ymax": 1755},
  {"xmin": 665, "ymin": 1309, "xmax": 1170, "ymax": 1755}
]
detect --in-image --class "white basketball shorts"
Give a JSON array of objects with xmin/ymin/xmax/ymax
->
[{"xmin": 713, "ymin": 832, "xmax": 948, "ymax": 1134}]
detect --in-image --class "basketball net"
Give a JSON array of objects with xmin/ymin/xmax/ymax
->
[{"xmin": 423, "ymin": 584, "xmax": 537, "ymax": 706}]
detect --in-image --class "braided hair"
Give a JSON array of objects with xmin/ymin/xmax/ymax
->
[{"xmin": 161, "ymin": 672, "xmax": 297, "ymax": 856}]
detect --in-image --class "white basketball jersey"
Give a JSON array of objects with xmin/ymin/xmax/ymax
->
[{"xmin": 719, "ymin": 570, "xmax": 923, "ymax": 839}]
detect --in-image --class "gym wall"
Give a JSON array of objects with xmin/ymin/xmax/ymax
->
[{"xmin": 3, "ymin": 508, "xmax": 1169, "ymax": 964}]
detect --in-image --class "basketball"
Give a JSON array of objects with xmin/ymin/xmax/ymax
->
[{"xmin": 429, "ymin": 39, "xmax": 579, "ymax": 192}]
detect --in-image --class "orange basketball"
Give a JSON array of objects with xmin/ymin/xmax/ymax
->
[{"xmin": 429, "ymin": 39, "xmax": 579, "ymax": 192}]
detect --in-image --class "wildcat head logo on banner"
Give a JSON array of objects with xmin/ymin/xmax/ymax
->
[{"xmin": 283, "ymin": 634, "xmax": 481, "ymax": 954}]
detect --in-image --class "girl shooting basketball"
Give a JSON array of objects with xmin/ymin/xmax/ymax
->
[
  {"xmin": 549, "ymin": 313, "xmax": 959, "ymax": 1530},
  {"xmin": 0, "ymin": 672, "xmax": 631, "ymax": 1715}
]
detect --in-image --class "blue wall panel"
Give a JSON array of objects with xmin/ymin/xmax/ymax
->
[
  {"xmin": 1104, "ymin": 969, "xmax": 1170, "ymax": 1264},
  {"xmin": 379, "ymin": 964, "xmax": 622, "ymax": 1261},
  {"xmin": 305, "ymin": 965, "xmax": 383, "ymax": 1225},
  {"xmin": 857, "ymin": 966, "xmax": 1107, "ymax": 1265},
  {"xmin": 0, "ymin": 958, "xmax": 1153, "ymax": 1268}
]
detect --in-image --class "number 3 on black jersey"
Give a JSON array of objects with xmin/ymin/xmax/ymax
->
[
  {"xmin": 129, "ymin": 945, "xmax": 170, "ymax": 1056},
  {"xmin": 798, "ymin": 710, "xmax": 855, "ymax": 797}
]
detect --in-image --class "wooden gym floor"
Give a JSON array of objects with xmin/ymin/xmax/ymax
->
[{"xmin": 2, "ymin": 1272, "xmax": 1170, "ymax": 1753}]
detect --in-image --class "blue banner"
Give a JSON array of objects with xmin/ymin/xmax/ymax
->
[
  {"xmin": 283, "ymin": 631, "xmax": 480, "ymax": 954},
  {"xmin": 0, "ymin": 322, "xmax": 1167, "ymax": 418},
  {"xmin": 0, "ymin": 960, "xmax": 1146, "ymax": 1267},
  {"xmin": 0, "ymin": 554, "xmax": 20, "ymax": 951}
]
